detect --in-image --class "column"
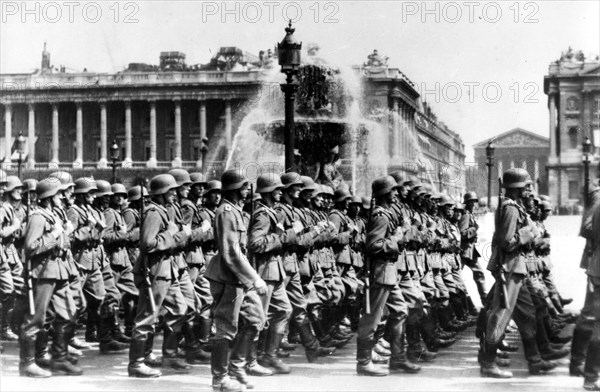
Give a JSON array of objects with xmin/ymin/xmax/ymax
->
[
  {"xmin": 50, "ymin": 103, "xmax": 59, "ymax": 167},
  {"xmin": 98, "ymin": 101, "xmax": 108, "ymax": 168},
  {"xmin": 549, "ymin": 94, "xmax": 557, "ymax": 158},
  {"xmin": 197, "ymin": 99, "xmax": 207, "ymax": 168},
  {"xmin": 534, "ymin": 159, "xmax": 540, "ymax": 192},
  {"xmin": 391, "ymin": 99, "xmax": 400, "ymax": 162},
  {"xmin": 4, "ymin": 103, "xmax": 11, "ymax": 169},
  {"xmin": 146, "ymin": 100, "xmax": 157, "ymax": 168},
  {"xmin": 172, "ymin": 99, "xmax": 182, "ymax": 167},
  {"xmin": 224, "ymin": 99, "xmax": 232, "ymax": 158},
  {"xmin": 124, "ymin": 100, "xmax": 132, "ymax": 166},
  {"xmin": 27, "ymin": 103, "xmax": 36, "ymax": 169},
  {"xmin": 74, "ymin": 101, "xmax": 83, "ymax": 168}
]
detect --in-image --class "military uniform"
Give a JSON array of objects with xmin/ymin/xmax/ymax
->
[{"xmin": 459, "ymin": 204, "xmax": 487, "ymax": 302}]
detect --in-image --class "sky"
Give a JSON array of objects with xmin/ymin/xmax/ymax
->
[{"xmin": 1, "ymin": 0, "xmax": 599, "ymax": 161}]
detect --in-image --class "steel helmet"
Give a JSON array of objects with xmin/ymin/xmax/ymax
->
[
  {"xmin": 454, "ymin": 203, "xmax": 465, "ymax": 211},
  {"xmin": 372, "ymin": 176, "xmax": 398, "ymax": 197},
  {"xmin": 48, "ymin": 171, "xmax": 75, "ymax": 191},
  {"xmin": 23, "ymin": 179, "xmax": 37, "ymax": 192},
  {"xmin": 540, "ymin": 200, "xmax": 552, "ymax": 211},
  {"xmin": 333, "ymin": 189, "xmax": 352, "ymax": 203},
  {"xmin": 203, "ymin": 180, "xmax": 222, "ymax": 196},
  {"xmin": 221, "ymin": 170, "xmax": 248, "ymax": 191},
  {"xmin": 502, "ymin": 168, "xmax": 531, "ymax": 189},
  {"xmin": 5, "ymin": 176, "xmax": 23, "ymax": 192},
  {"xmin": 111, "ymin": 183, "xmax": 127, "ymax": 195},
  {"xmin": 128, "ymin": 186, "xmax": 149, "ymax": 202},
  {"xmin": 463, "ymin": 192, "xmax": 478, "ymax": 203},
  {"xmin": 388, "ymin": 171, "xmax": 404, "ymax": 188},
  {"xmin": 190, "ymin": 172, "xmax": 206, "ymax": 185},
  {"xmin": 349, "ymin": 195, "xmax": 363, "ymax": 205},
  {"xmin": 36, "ymin": 178, "xmax": 61, "ymax": 200},
  {"xmin": 280, "ymin": 172, "xmax": 303, "ymax": 189},
  {"xmin": 149, "ymin": 174, "xmax": 179, "ymax": 196},
  {"xmin": 256, "ymin": 174, "xmax": 284, "ymax": 193},
  {"xmin": 300, "ymin": 176, "xmax": 317, "ymax": 192},
  {"xmin": 168, "ymin": 169, "xmax": 192, "ymax": 187},
  {"xmin": 73, "ymin": 177, "xmax": 97, "ymax": 194},
  {"xmin": 362, "ymin": 196, "xmax": 371, "ymax": 209},
  {"xmin": 438, "ymin": 195, "xmax": 455, "ymax": 207},
  {"xmin": 539, "ymin": 195, "xmax": 551, "ymax": 202},
  {"xmin": 95, "ymin": 180, "xmax": 113, "ymax": 197}
]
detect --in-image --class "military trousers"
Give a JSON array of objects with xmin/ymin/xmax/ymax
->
[
  {"xmin": 210, "ymin": 281, "xmax": 265, "ymax": 341},
  {"xmin": 188, "ymin": 264, "xmax": 213, "ymax": 319},
  {"xmin": 357, "ymin": 282, "xmax": 408, "ymax": 342},
  {"xmin": 261, "ymin": 279, "xmax": 292, "ymax": 335}
]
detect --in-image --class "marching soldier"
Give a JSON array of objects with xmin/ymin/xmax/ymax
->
[
  {"xmin": 127, "ymin": 174, "xmax": 189, "ymax": 378},
  {"xmin": 356, "ymin": 176, "xmax": 419, "ymax": 377},
  {"xmin": 19, "ymin": 178, "xmax": 82, "ymax": 377},
  {"xmin": 199, "ymin": 180, "xmax": 222, "ymax": 266},
  {"xmin": 204, "ymin": 170, "xmax": 266, "ymax": 392},
  {"xmin": 459, "ymin": 192, "xmax": 487, "ymax": 307},
  {"xmin": 480, "ymin": 168, "xmax": 556, "ymax": 378}
]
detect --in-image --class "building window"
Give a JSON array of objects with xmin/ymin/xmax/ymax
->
[
  {"xmin": 568, "ymin": 127, "xmax": 579, "ymax": 149},
  {"xmin": 569, "ymin": 180, "xmax": 579, "ymax": 200}
]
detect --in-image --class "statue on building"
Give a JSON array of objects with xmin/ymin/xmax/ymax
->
[
  {"xmin": 364, "ymin": 49, "xmax": 388, "ymax": 67},
  {"xmin": 41, "ymin": 42, "xmax": 51, "ymax": 73},
  {"xmin": 559, "ymin": 46, "xmax": 586, "ymax": 63}
]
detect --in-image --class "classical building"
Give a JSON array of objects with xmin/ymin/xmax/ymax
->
[
  {"xmin": 544, "ymin": 48, "xmax": 600, "ymax": 206},
  {"xmin": 471, "ymin": 128, "xmax": 549, "ymax": 203},
  {"xmin": 0, "ymin": 45, "xmax": 465, "ymax": 195}
]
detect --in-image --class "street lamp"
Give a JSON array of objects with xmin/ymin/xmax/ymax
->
[
  {"xmin": 110, "ymin": 139, "xmax": 119, "ymax": 183},
  {"xmin": 583, "ymin": 136, "xmax": 591, "ymax": 206},
  {"xmin": 486, "ymin": 140, "xmax": 495, "ymax": 209},
  {"xmin": 438, "ymin": 169, "xmax": 443, "ymax": 192},
  {"xmin": 278, "ymin": 20, "xmax": 302, "ymax": 172},
  {"xmin": 200, "ymin": 136, "xmax": 209, "ymax": 175},
  {"xmin": 16, "ymin": 131, "xmax": 26, "ymax": 179}
]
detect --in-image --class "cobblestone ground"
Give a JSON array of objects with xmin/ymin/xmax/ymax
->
[{"xmin": 0, "ymin": 214, "xmax": 589, "ymax": 392}]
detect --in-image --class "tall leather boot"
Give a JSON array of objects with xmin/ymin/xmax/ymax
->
[
  {"xmin": 183, "ymin": 319, "xmax": 210, "ymax": 364},
  {"xmin": 85, "ymin": 303, "xmax": 99, "ymax": 343},
  {"xmin": 388, "ymin": 318, "xmax": 420, "ymax": 373},
  {"xmin": 583, "ymin": 340, "xmax": 600, "ymax": 391},
  {"xmin": 522, "ymin": 337, "xmax": 557, "ymax": 375},
  {"xmin": 450, "ymin": 293, "xmax": 466, "ymax": 321},
  {"xmin": 474, "ymin": 273, "xmax": 487, "ymax": 304},
  {"xmin": 356, "ymin": 338, "xmax": 388, "ymax": 376},
  {"xmin": 466, "ymin": 295, "xmax": 479, "ymax": 316},
  {"xmin": 99, "ymin": 305, "xmax": 128, "ymax": 354},
  {"xmin": 212, "ymin": 338, "xmax": 243, "ymax": 392},
  {"xmin": 420, "ymin": 309, "xmax": 455, "ymax": 352},
  {"xmin": 228, "ymin": 326, "xmax": 257, "ymax": 389},
  {"xmin": 258, "ymin": 327, "xmax": 291, "ymax": 374},
  {"xmin": 123, "ymin": 294, "xmax": 137, "ymax": 338},
  {"xmin": 246, "ymin": 339, "xmax": 272, "ymax": 376},
  {"xmin": 163, "ymin": 325, "xmax": 191, "ymax": 372},
  {"xmin": 19, "ymin": 334, "xmax": 51, "ymax": 378},
  {"xmin": 144, "ymin": 331, "xmax": 162, "ymax": 367},
  {"xmin": 1, "ymin": 295, "xmax": 18, "ymax": 341},
  {"xmin": 296, "ymin": 316, "xmax": 335, "ymax": 363},
  {"xmin": 35, "ymin": 328, "xmax": 52, "ymax": 368},
  {"xmin": 406, "ymin": 320, "xmax": 436, "ymax": 362},
  {"xmin": 49, "ymin": 323, "xmax": 83, "ymax": 376},
  {"xmin": 479, "ymin": 339, "xmax": 512, "ymax": 378},
  {"xmin": 571, "ymin": 326, "xmax": 593, "ymax": 377},
  {"xmin": 198, "ymin": 317, "xmax": 213, "ymax": 352},
  {"xmin": 110, "ymin": 304, "xmax": 131, "ymax": 344},
  {"xmin": 536, "ymin": 315, "xmax": 569, "ymax": 360},
  {"xmin": 128, "ymin": 335, "xmax": 161, "ymax": 378}
]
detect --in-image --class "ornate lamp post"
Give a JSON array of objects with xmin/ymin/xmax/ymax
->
[
  {"xmin": 110, "ymin": 139, "xmax": 119, "ymax": 183},
  {"xmin": 486, "ymin": 140, "xmax": 495, "ymax": 209},
  {"xmin": 278, "ymin": 21, "xmax": 302, "ymax": 172},
  {"xmin": 16, "ymin": 131, "xmax": 26, "ymax": 179},
  {"xmin": 201, "ymin": 136, "xmax": 209, "ymax": 175},
  {"xmin": 583, "ymin": 136, "xmax": 591, "ymax": 206},
  {"xmin": 438, "ymin": 169, "xmax": 443, "ymax": 192}
]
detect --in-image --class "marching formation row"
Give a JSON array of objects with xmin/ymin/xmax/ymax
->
[{"xmin": 0, "ymin": 167, "xmax": 597, "ymax": 391}]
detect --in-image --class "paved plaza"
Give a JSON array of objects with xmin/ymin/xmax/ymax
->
[{"xmin": 0, "ymin": 215, "xmax": 590, "ymax": 392}]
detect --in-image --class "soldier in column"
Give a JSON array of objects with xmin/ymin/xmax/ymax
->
[
  {"xmin": 166, "ymin": 169, "xmax": 210, "ymax": 366},
  {"xmin": 0, "ymin": 170, "xmax": 9, "ymax": 354},
  {"xmin": 104, "ymin": 183, "xmax": 139, "ymax": 340},
  {"xmin": 480, "ymin": 168, "xmax": 557, "ymax": 378},
  {"xmin": 459, "ymin": 192, "xmax": 487, "ymax": 308},
  {"xmin": 92, "ymin": 180, "xmax": 131, "ymax": 348},
  {"xmin": 189, "ymin": 172, "xmax": 206, "ymax": 207},
  {"xmin": 276, "ymin": 172, "xmax": 336, "ymax": 363},
  {"xmin": 18, "ymin": 178, "xmax": 82, "ymax": 377},
  {"xmin": 356, "ymin": 176, "xmax": 420, "ymax": 377},
  {"xmin": 347, "ymin": 195, "xmax": 366, "ymax": 332},
  {"xmin": 204, "ymin": 170, "xmax": 267, "ymax": 392},
  {"xmin": 248, "ymin": 174, "xmax": 298, "ymax": 375},
  {"xmin": 0, "ymin": 176, "xmax": 25, "ymax": 341},
  {"xmin": 127, "ymin": 174, "xmax": 190, "ymax": 378}
]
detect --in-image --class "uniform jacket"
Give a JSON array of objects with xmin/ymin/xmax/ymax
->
[
  {"xmin": 103, "ymin": 207, "xmax": 132, "ymax": 267},
  {"xmin": 166, "ymin": 202, "xmax": 192, "ymax": 270},
  {"xmin": 198, "ymin": 206, "xmax": 217, "ymax": 263},
  {"xmin": 54, "ymin": 205, "xmax": 79, "ymax": 279},
  {"xmin": 366, "ymin": 205, "xmax": 400, "ymax": 286},
  {"xmin": 328, "ymin": 208, "xmax": 353, "ymax": 266},
  {"xmin": 459, "ymin": 210, "xmax": 480, "ymax": 260},
  {"xmin": 275, "ymin": 201, "xmax": 315, "ymax": 274},
  {"xmin": 181, "ymin": 198, "xmax": 211, "ymax": 266},
  {"xmin": 580, "ymin": 188, "xmax": 600, "ymax": 271},
  {"xmin": 68, "ymin": 203, "xmax": 104, "ymax": 271},
  {"xmin": 587, "ymin": 196, "xmax": 600, "ymax": 277},
  {"xmin": 248, "ymin": 202, "xmax": 295, "ymax": 282},
  {"xmin": 487, "ymin": 197, "xmax": 532, "ymax": 275},
  {"xmin": 1, "ymin": 202, "xmax": 22, "ymax": 265},
  {"xmin": 123, "ymin": 206, "xmax": 141, "ymax": 267},
  {"xmin": 205, "ymin": 199, "xmax": 260, "ymax": 288},
  {"xmin": 25, "ymin": 206, "xmax": 70, "ymax": 280}
]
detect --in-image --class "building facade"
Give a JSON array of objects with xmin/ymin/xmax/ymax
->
[
  {"xmin": 544, "ymin": 48, "xmax": 600, "ymax": 207},
  {"xmin": 1, "ymin": 45, "xmax": 465, "ymax": 194},
  {"xmin": 471, "ymin": 128, "xmax": 549, "ymax": 205}
]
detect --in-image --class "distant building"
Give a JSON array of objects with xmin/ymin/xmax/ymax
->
[
  {"xmin": 470, "ymin": 128, "xmax": 549, "ymax": 204},
  {"xmin": 544, "ymin": 47, "xmax": 600, "ymax": 207}
]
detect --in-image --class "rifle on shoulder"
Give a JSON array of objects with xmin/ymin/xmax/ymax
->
[
  {"xmin": 362, "ymin": 195, "xmax": 375, "ymax": 315},
  {"xmin": 139, "ymin": 181, "xmax": 156, "ymax": 313},
  {"xmin": 496, "ymin": 178, "xmax": 509, "ymax": 309}
]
